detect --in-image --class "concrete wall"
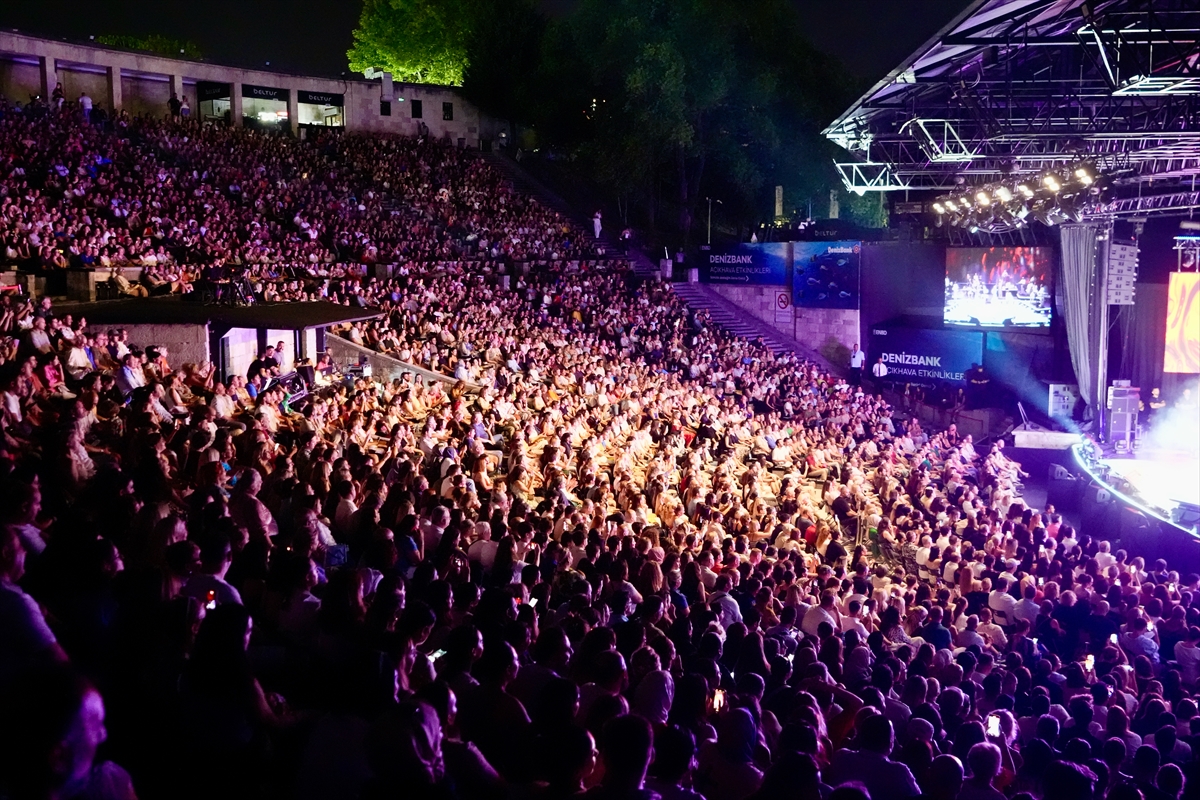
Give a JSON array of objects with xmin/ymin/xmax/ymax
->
[
  {"xmin": 349, "ymin": 83, "xmax": 483, "ymax": 145},
  {"xmin": 59, "ymin": 68, "xmax": 108, "ymax": 107},
  {"xmin": 121, "ymin": 75, "xmax": 172, "ymax": 118},
  {"xmin": 710, "ymin": 284, "xmax": 794, "ymax": 337},
  {"xmin": 794, "ymin": 307, "xmax": 861, "ymax": 371},
  {"xmin": 304, "ymin": 328, "xmax": 318, "ymax": 364},
  {"xmin": 709, "ymin": 284, "xmax": 860, "ymax": 369},
  {"xmin": 265, "ymin": 329, "xmax": 295, "ymax": 371},
  {"xmin": 0, "ymin": 59, "xmax": 40, "ymax": 102},
  {"xmin": 326, "ymin": 334, "xmax": 477, "ymax": 390},
  {"xmin": 121, "ymin": 323, "xmax": 210, "ymax": 368},
  {"xmin": 223, "ymin": 327, "xmax": 260, "ymax": 382},
  {"xmin": 0, "ymin": 32, "xmax": 501, "ymax": 145}
]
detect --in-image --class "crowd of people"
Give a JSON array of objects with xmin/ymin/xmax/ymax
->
[
  {"xmin": 0, "ymin": 97, "xmax": 1197, "ymax": 800},
  {"xmin": 0, "ymin": 95, "xmax": 594, "ymax": 282}
]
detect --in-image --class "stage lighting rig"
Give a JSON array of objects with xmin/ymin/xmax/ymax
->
[{"xmin": 931, "ymin": 161, "xmax": 1107, "ymax": 232}]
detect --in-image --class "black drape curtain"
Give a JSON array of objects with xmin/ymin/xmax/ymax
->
[{"xmin": 1111, "ymin": 283, "xmax": 1167, "ymax": 397}]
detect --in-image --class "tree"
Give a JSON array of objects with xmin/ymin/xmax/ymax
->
[
  {"xmin": 96, "ymin": 34, "xmax": 202, "ymax": 60},
  {"xmin": 347, "ymin": 0, "xmax": 473, "ymax": 85},
  {"xmin": 564, "ymin": 0, "xmax": 738, "ymax": 238},
  {"xmin": 461, "ymin": 0, "xmax": 546, "ymax": 125},
  {"xmin": 348, "ymin": 0, "xmax": 868, "ymax": 238}
]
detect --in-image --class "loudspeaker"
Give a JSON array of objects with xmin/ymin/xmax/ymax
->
[{"xmin": 1173, "ymin": 502, "xmax": 1200, "ymax": 529}]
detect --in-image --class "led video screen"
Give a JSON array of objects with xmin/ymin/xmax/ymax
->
[
  {"xmin": 944, "ymin": 247, "xmax": 1053, "ymax": 329},
  {"xmin": 1165, "ymin": 271, "xmax": 1200, "ymax": 373}
]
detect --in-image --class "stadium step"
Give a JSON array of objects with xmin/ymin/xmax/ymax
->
[
  {"xmin": 481, "ymin": 151, "xmax": 585, "ymax": 227},
  {"xmin": 669, "ymin": 282, "xmax": 840, "ymax": 373},
  {"xmin": 482, "ymin": 150, "xmax": 660, "ymax": 280}
]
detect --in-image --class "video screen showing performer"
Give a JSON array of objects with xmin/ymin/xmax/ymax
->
[{"xmin": 944, "ymin": 247, "xmax": 1052, "ymax": 329}]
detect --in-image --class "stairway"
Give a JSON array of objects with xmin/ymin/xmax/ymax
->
[
  {"xmin": 670, "ymin": 282, "xmax": 840, "ymax": 374},
  {"xmin": 481, "ymin": 151, "xmax": 660, "ymax": 280},
  {"xmin": 482, "ymin": 151, "xmax": 577, "ymax": 220}
]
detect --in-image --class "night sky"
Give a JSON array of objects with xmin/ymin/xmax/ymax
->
[{"xmin": 0, "ymin": 0, "xmax": 974, "ymax": 83}]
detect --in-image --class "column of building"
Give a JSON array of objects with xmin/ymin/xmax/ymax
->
[
  {"xmin": 105, "ymin": 65, "xmax": 122, "ymax": 112},
  {"xmin": 38, "ymin": 55, "xmax": 56, "ymax": 99},
  {"xmin": 231, "ymin": 80, "xmax": 243, "ymax": 127}
]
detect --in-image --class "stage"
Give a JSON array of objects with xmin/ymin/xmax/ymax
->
[
  {"xmin": 1067, "ymin": 442, "xmax": 1200, "ymax": 571},
  {"xmin": 944, "ymin": 291, "xmax": 1051, "ymax": 327},
  {"xmin": 1099, "ymin": 449, "xmax": 1200, "ymax": 522}
]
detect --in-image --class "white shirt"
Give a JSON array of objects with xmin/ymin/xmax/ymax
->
[
  {"xmin": 210, "ymin": 393, "xmax": 237, "ymax": 419},
  {"xmin": 978, "ymin": 621, "xmax": 1008, "ymax": 650},
  {"xmin": 850, "ymin": 350, "xmax": 866, "ymax": 368},
  {"xmin": 333, "ymin": 498, "xmax": 358, "ymax": 538},
  {"xmin": 988, "ymin": 590, "xmax": 1018, "ymax": 620},
  {"xmin": 467, "ymin": 538, "xmax": 498, "ymax": 571},
  {"xmin": 1174, "ymin": 641, "xmax": 1200, "ymax": 684},
  {"xmin": 802, "ymin": 604, "xmax": 838, "ymax": 638},
  {"xmin": 709, "ymin": 591, "xmax": 742, "ymax": 630},
  {"xmin": 841, "ymin": 615, "xmax": 869, "ymax": 638}
]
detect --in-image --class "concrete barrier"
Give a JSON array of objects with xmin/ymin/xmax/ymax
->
[{"xmin": 325, "ymin": 335, "xmax": 481, "ymax": 392}]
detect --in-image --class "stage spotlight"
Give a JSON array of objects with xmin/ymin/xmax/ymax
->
[
  {"xmin": 976, "ymin": 190, "xmax": 991, "ymax": 206},
  {"xmin": 944, "ymin": 199, "xmax": 957, "ymax": 212},
  {"xmin": 932, "ymin": 202, "xmax": 945, "ymax": 214},
  {"xmin": 1043, "ymin": 174, "xmax": 1061, "ymax": 192},
  {"xmin": 995, "ymin": 186, "xmax": 1013, "ymax": 203},
  {"xmin": 1030, "ymin": 200, "xmax": 1056, "ymax": 226},
  {"xmin": 992, "ymin": 205, "xmax": 1017, "ymax": 229},
  {"xmin": 1017, "ymin": 183, "xmax": 1034, "ymax": 198},
  {"xmin": 1074, "ymin": 165, "xmax": 1094, "ymax": 185}
]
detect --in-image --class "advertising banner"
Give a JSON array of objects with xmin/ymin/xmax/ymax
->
[
  {"xmin": 697, "ymin": 243, "xmax": 788, "ymax": 286},
  {"xmin": 869, "ymin": 326, "xmax": 984, "ymax": 383},
  {"xmin": 298, "ymin": 90, "xmax": 345, "ymax": 106},
  {"xmin": 197, "ymin": 81, "xmax": 231, "ymax": 101},
  {"xmin": 1165, "ymin": 272, "xmax": 1200, "ymax": 374},
  {"xmin": 793, "ymin": 241, "xmax": 860, "ymax": 309},
  {"xmin": 242, "ymin": 84, "xmax": 289, "ymax": 101}
]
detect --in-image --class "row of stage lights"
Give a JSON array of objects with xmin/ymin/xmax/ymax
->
[{"xmin": 932, "ymin": 163, "xmax": 1108, "ymax": 233}]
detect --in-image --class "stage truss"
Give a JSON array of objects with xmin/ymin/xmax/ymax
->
[{"xmin": 825, "ymin": 0, "xmax": 1200, "ymax": 218}]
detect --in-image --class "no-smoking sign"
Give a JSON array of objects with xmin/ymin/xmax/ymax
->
[{"xmin": 776, "ymin": 293, "xmax": 791, "ymax": 310}]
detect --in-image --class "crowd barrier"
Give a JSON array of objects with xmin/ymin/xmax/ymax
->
[{"xmin": 325, "ymin": 334, "xmax": 481, "ymax": 393}]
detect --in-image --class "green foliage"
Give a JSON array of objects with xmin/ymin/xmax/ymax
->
[
  {"xmin": 96, "ymin": 34, "xmax": 202, "ymax": 60},
  {"xmin": 347, "ymin": 0, "xmax": 472, "ymax": 85},
  {"xmin": 549, "ymin": 0, "xmax": 861, "ymax": 238},
  {"xmin": 841, "ymin": 189, "xmax": 890, "ymax": 229},
  {"xmin": 460, "ymin": 0, "xmax": 546, "ymax": 123},
  {"xmin": 346, "ymin": 0, "xmax": 869, "ymax": 234}
]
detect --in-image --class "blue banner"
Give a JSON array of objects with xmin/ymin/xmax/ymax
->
[
  {"xmin": 869, "ymin": 326, "xmax": 984, "ymax": 383},
  {"xmin": 698, "ymin": 243, "xmax": 788, "ymax": 285},
  {"xmin": 793, "ymin": 241, "xmax": 860, "ymax": 309}
]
